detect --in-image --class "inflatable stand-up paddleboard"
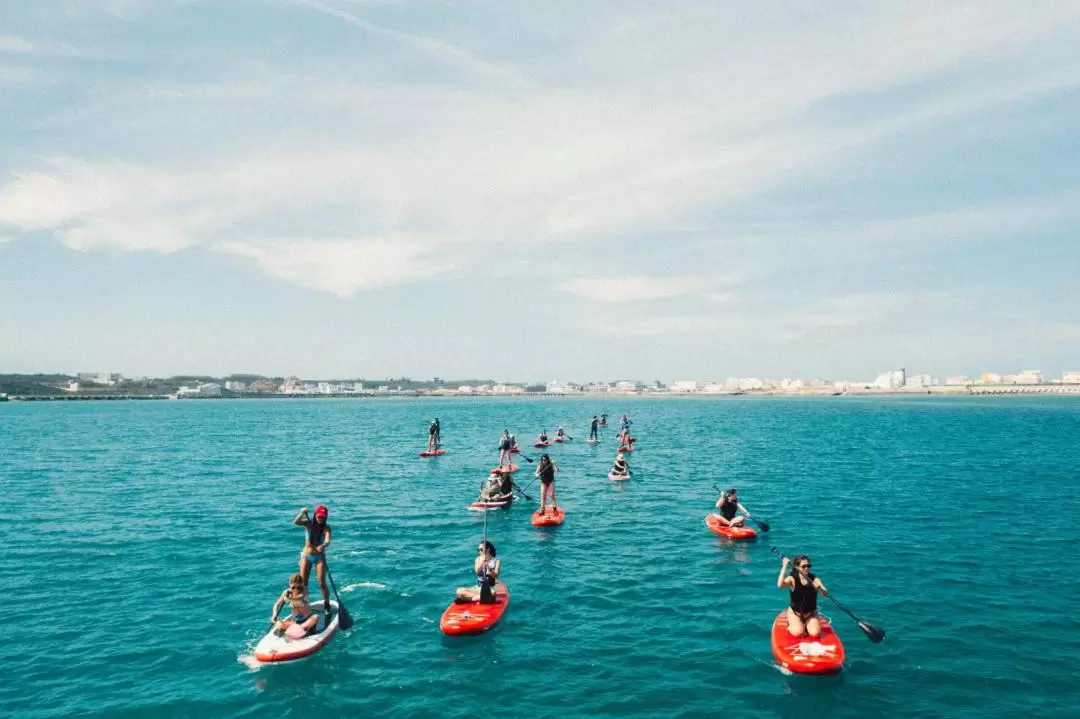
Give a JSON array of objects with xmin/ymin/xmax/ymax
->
[
  {"xmin": 419, "ymin": 449, "xmax": 446, "ymax": 457},
  {"xmin": 704, "ymin": 514, "xmax": 758, "ymax": 539},
  {"xmin": 531, "ymin": 507, "xmax": 565, "ymax": 526},
  {"xmin": 440, "ymin": 583, "xmax": 510, "ymax": 635},
  {"xmin": 253, "ymin": 600, "xmax": 340, "ymax": 663},
  {"xmin": 534, "ymin": 441, "xmax": 551, "ymax": 448},
  {"xmin": 586, "ymin": 439, "xmax": 600, "ymax": 444},
  {"xmin": 770, "ymin": 611, "xmax": 845, "ymax": 674},
  {"xmin": 553, "ymin": 437, "xmax": 569, "ymax": 443},
  {"xmin": 608, "ymin": 471, "xmax": 631, "ymax": 481},
  {"xmin": 468, "ymin": 498, "xmax": 513, "ymax": 511},
  {"xmin": 491, "ymin": 464, "xmax": 519, "ymax": 473}
]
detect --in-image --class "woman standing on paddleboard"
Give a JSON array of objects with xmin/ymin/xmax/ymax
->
[
  {"xmin": 713, "ymin": 489, "xmax": 749, "ymax": 528},
  {"xmin": 497, "ymin": 430, "xmax": 512, "ymax": 468},
  {"xmin": 778, "ymin": 554, "xmax": 828, "ymax": 638},
  {"xmin": 456, "ymin": 540, "xmax": 500, "ymax": 604},
  {"xmin": 536, "ymin": 454, "xmax": 559, "ymax": 514},
  {"xmin": 294, "ymin": 505, "xmax": 333, "ymax": 618}
]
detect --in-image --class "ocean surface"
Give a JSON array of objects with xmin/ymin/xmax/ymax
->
[{"xmin": 3, "ymin": 396, "xmax": 1079, "ymax": 718}]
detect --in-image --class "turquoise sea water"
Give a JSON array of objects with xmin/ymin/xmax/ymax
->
[{"xmin": 3, "ymin": 396, "xmax": 1079, "ymax": 718}]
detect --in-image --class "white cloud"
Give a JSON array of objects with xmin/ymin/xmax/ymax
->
[
  {"xmin": 0, "ymin": 35, "xmax": 35, "ymax": 53},
  {"xmin": 557, "ymin": 276, "xmax": 706, "ymax": 303},
  {"xmin": 215, "ymin": 237, "xmax": 450, "ymax": 297}
]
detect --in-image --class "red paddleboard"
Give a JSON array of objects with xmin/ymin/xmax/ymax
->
[
  {"xmin": 704, "ymin": 514, "xmax": 757, "ymax": 539},
  {"xmin": 419, "ymin": 449, "xmax": 446, "ymax": 457},
  {"xmin": 531, "ymin": 507, "xmax": 565, "ymax": 526},
  {"xmin": 440, "ymin": 583, "xmax": 510, "ymax": 635},
  {"xmin": 491, "ymin": 464, "xmax": 519, "ymax": 473},
  {"xmin": 608, "ymin": 471, "xmax": 631, "ymax": 481},
  {"xmin": 618, "ymin": 446, "xmax": 634, "ymax": 452},
  {"xmin": 534, "ymin": 441, "xmax": 551, "ymax": 448},
  {"xmin": 553, "ymin": 437, "xmax": 569, "ymax": 443},
  {"xmin": 771, "ymin": 611, "xmax": 845, "ymax": 674}
]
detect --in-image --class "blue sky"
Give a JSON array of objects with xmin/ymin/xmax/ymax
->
[{"xmin": 2, "ymin": 1, "xmax": 1079, "ymax": 382}]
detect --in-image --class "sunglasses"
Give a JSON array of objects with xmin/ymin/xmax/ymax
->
[{"xmin": 798, "ymin": 563, "xmax": 811, "ymax": 569}]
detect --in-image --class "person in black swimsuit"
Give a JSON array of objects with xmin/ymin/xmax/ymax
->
[
  {"xmin": 536, "ymin": 453, "xmax": 559, "ymax": 514},
  {"xmin": 589, "ymin": 416, "xmax": 599, "ymax": 441},
  {"xmin": 777, "ymin": 554, "xmax": 829, "ymax": 638},
  {"xmin": 713, "ymin": 488, "xmax": 748, "ymax": 527}
]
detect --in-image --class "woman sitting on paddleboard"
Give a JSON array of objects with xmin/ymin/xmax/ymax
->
[
  {"xmin": 536, "ymin": 454, "xmax": 559, "ymax": 514},
  {"xmin": 456, "ymin": 540, "xmax": 500, "ymax": 604},
  {"xmin": 555, "ymin": 427, "xmax": 566, "ymax": 439},
  {"xmin": 713, "ymin": 488, "xmax": 749, "ymax": 528},
  {"xmin": 537, "ymin": 429, "xmax": 549, "ymax": 443},
  {"xmin": 294, "ymin": 505, "xmax": 332, "ymax": 616},
  {"xmin": 270, "ymin": 573, "xmax": 320, "ymax": 636},
  {"xmin": 778, "ymin": 554, "xmax": 829, "ymax": 638},
  {"xmin": 480, "ymin": 471, "xmax": 513, "ymax": 502},
  {"xmin": 612, "ymin": 452, "xmax": 629, "ymax": 476}
]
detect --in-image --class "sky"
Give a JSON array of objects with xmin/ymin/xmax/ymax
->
[{"xmin": 1, "ymin": 1, "xmax": 1079, "ymax": 383}]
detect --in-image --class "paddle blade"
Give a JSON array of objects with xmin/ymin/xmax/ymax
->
[
  {"xmin": 858, "ymin": 619, "xmax": 884, "ymax": 643},
  {"xmin": 337, "ymin": 603, "xmax": 354, "ymax": 630},
  {"xmin": 757, "ymin": 521, "xmax": 771, "ymax": 532}
]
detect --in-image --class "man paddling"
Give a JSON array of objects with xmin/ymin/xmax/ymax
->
[
  {"xmin": 294, "ymin": 505, "xmax": 333, "ymax": 625},
  {"xmin": 589, "ymin": 416, "xmax": 599, "ymax": 441}
]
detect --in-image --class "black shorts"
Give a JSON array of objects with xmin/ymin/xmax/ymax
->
[{"xmin": 541, "ymin": 477, "xmax": 554, "ymax": 486}]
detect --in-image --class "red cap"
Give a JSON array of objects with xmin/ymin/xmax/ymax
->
[{"xmin": 314, "ymin": 505, "xmax": 328, "ymax": 517}]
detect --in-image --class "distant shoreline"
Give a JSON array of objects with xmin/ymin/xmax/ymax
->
[{"xmin": 4, "ymin": 387, "xmax": 1079, "ymax": 402}]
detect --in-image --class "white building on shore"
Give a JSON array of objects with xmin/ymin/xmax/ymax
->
[
  {"xmin": 672, "ymin": 380, "xmax": 699, "ymax": 393},
  {"xmin": 1064, "ymin": 371, "xmax": 1080, "ymax": 384}
]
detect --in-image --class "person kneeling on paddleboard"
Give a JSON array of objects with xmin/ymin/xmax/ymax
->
[
  {"xmin": 536, "ymin": 454, "xmax": 559, "ymax": 514},
  {"xmin": 555, "ymin": 427, "xmax": 566, "ymax": 439},
  {"xmin": 456, "ymin": 540, "xmax": 501, "ymax": 604},
  {"xmin": 509, "ymin": 434, "xmax": 518, "ymax": 451},
  {"xmin": 612, "ymin": 453, "xmax": 629, "ymax": 476},
  {"xmin": 713, "ymin": 488, "xmax": 749, "ymax": 527},
  {"xmin": 537, "ymin": 429, "xmax": 548, "ymax": 444},
  {"xmin": 778, "ymin": 554, "xmax": 829, "ymax": 638},
  {"xmin": 294, "ymin": 505, "xmax": 333, "ymax": 621},
  {"xmin": 271, "ymin": 573, "xmax": 320, "ymax": 637}
]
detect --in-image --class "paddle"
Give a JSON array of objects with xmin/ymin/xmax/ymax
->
[
  {"xmin": 325, "ymin": 564, "xmax": 354, "ymax": 630},
  {"xmin": 713, "ymin": 486, "xmax": 770, "ymax": 531},
  {"xmin": 770, "ymin": 547, "xmax": 884, "ymax": 643},
  {"xmin": 510, "ymin": 479, "xmax": 532, "ymax": 501}
]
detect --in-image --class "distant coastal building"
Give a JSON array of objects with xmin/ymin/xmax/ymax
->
[
  {"xmin": 612, "ymin": 380, "xmax": 640, "ymax": 393},
  {"xmin": 872, "ymin": 369, "xmax": 906, "ymax": 389},
  {"xmin": 946, "ymin": 376, "xmax": 970, "ymax": 386},
  {"xmin": 583, "ymin": 382, "xmax": 610, "ymax": 393},
  {"xmin": 280, "ymin": 376, "xmax": 303, "ymax": 394},
  {"xmin": 672, "ymin": 380, "xmax": 699, "ymax": 392},
  {"xmin": 492, "ymin": 384, "xmax": 525, "ymax": 395},
  {"xmin": 249, "ymin": 379, "xmax": 278, "ymax": 393},
  {"xmin": 1064, "ymin": 371, "xmax": 1080, "ymax": 384},
  {"xmin": 1015, "ymin": 370, "xmax": 1044, "ymax": 384},
  {"xmin": 224, "ymin": 380, "xmax": 246, "ymax": 392},
  {"xmin": 546, "ymin": 379, "xmax": 580, "ymax": 394},
  {"xmin": 78, "ymin": 372, "xmax": 122, "ymax": 385}
]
